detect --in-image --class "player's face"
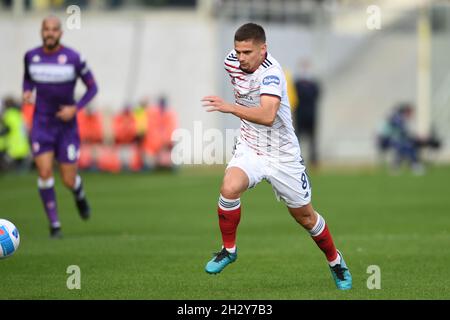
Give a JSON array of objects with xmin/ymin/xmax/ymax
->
[
  {"xmin": 234, "ymin": 40, "xmax": 267, "ymax": 73},
  {"xmin": 41, "ymin": 18, "xmax": 62, "ymax": 51}
]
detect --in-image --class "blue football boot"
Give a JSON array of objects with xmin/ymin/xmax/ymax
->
[
  {"xmin": 205, "ymin": 247, "xmax": 237, "ymax": 274},
  {"xmin": 329, "ymin": 250, "xmax": 352, "ymax": 290}
]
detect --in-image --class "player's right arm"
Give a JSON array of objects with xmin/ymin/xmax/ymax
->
[
  {"xmin": 202, "ymin": 94, "xmax": 280, "ymax": 127},
  {"xmin": 22, "ymin": 52, "xmax": 35, "ymax": 105},
  {"xmin": 202, "ymin": 66, "xmax": 284, "ymax": 126}
]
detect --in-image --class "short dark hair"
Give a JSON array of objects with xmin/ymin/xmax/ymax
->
[{"xmin": 234, "ymin": 23, "xmax": 266, "ymax": 43}]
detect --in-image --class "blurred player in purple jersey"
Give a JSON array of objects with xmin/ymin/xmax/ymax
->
[{"xmin": 23, "ymin": 16, "xmax": 98, "ymax": 238}]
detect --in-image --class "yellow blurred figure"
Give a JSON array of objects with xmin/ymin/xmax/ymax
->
[
  {"xmin": 133, "ymin": 101, "xmax": 149, "ymax": 141},
  {"xmin": 284, "ymin": 68, "xmax": 299, "ymax": 112},
  {"xmin": 33, "ymin": 0, "xmax": 65, "ymax": 10}
]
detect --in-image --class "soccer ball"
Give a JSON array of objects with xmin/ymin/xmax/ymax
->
[{"xmin": 0, "ymin": 219, "xmax": 20, "ymax": 259}]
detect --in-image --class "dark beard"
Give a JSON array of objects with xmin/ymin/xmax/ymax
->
[{"xmin": 44, "ymin": 38, "xmax": 60, "ymax": 51}]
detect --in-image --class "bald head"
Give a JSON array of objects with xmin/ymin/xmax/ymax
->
[
  {"xmin": 42, "ymin": 15, "xmax": 61, "ymax": 29},
  {"xmin": 41, "ymin": 15, "xmax": 62, "ymax": 52}
]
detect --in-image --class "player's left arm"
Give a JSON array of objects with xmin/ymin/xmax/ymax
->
[
  {"xmin": 58, "ymin": 55, "xmax": 98, "ymax": 122},
  {"xmin": 75, "ymin": 55, "xmax": 98, "ymax": 110}
]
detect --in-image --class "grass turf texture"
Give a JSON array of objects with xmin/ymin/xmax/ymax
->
[{"xmin": 0, "ymin": 165, "xmax": 449, "ymax": 299}]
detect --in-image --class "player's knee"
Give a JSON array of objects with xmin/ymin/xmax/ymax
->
[
  {"xmin": 220, "ymin": 184, "xmax": 242, "ymax": 199},
  {"xmin": 38, "ymin": 169, "xmax": 53, "ymax": 180},
  {"xmin": 289, "ymin": 205, "xmax": 316, "ymax": 229},
  {"xmin": 299, "ymin": 213, "xmax": 316, "ymax": 229}
]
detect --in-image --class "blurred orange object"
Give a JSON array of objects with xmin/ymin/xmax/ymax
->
[
  {"xmin": 142, "ymin": 105, "xmax": 177, "ymax": 157},
  {"xmin": 78, "ymin": 144, "xmax": 94, "ymax": 170},
  {"xmin": 96, "ymin": 145, "xmax": 121, "ymax": 173},
  {"xmin": 77, "ymin": 109, "xmax": 104, "ymax": 143},
  {"xmin": 22, "ymin": 102, "xmax": 34, "ymax": 132},
  {"xmin": 113, "ymin": 109, "xmax": 137, "ymax": 145}
]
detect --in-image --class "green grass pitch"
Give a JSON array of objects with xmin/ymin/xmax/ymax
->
[{"xmin": 0, "ymin": 165, "xmax": 449, "ymax": 299}]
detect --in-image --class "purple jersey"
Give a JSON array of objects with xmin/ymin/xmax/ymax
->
[
  {"xmin": 23, "ymin": 45, "xmax": 98, "ymax": 162},
  {"xmin": 23, "ymin": 45, "xmax": 98, "ymax": 117}
]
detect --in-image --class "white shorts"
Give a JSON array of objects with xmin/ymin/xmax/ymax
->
[{"xmin": 226, "ymin": 141, "xmax": 312, "ymax": 208}]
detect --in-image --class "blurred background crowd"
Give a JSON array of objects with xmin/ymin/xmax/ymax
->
[
  {"xmin": 0, "ymin": 95, "xmax": 178, "ymax": 172},
  {"xmin": 1, "ymin": 0, "xmax": 449, "ymax": 174}
]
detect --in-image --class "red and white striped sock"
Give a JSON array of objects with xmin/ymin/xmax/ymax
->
[
  {"xmin": 217, "ymin": 195, "xmax": 241, "ymax": 253},
  {"xmin": 309, "ymin": 213, "xmax": 340, "ymax": 266}
]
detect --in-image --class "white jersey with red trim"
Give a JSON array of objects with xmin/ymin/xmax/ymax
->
[{"xmin": 224, "ymin": 50, "xmax": 301, "ymax": 161}]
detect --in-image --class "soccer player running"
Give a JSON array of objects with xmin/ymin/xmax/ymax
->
[
  {"xmin": 202, "ymin": 23, "xmax": 352, "ymax": 290},
  {"xmin": 23, "ymin": 16, "xmax": 98, "ymax": 238}
]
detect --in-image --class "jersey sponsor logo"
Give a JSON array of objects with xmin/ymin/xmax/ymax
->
[
  {"xmin": 234, "ymin": 91, "xmax": 254, "ymax": 101},
  {"xmin": 262, "ymin": 75, "xmax": 280, "ymax": 86},
  {"xmin": 29, "ymin": 63, "xmax": 76, "ymax": 83}
]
